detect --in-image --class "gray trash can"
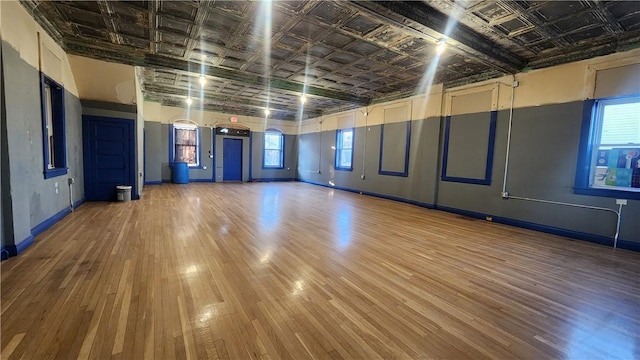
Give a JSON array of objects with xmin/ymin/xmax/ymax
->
[{"xmin": 116, "ymin": 185, "xmax": 132, "ymax": 202}]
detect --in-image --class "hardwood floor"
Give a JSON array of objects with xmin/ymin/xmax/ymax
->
[{"xmin": 2, "ymin": 182, "xmax": 639, "ymax": 359}]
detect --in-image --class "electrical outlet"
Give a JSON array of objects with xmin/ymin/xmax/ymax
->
[
  {"xmin": 202, "ymin": 166, "xmax": 207, "ymax": 170},
  {"xmin": 361, "ymin": 174, "xmax": 365, "ymax": 180},
  {"xmin": 616, "ymin": 199, "xmax": 627, "ymax": 205},
  {"xmin": 501, "ymin": 192, "xmax": 509, "ymax": 198},
  {"xmin": 68, "ymin": 178, "xmax": 75, "ymax": 185}
]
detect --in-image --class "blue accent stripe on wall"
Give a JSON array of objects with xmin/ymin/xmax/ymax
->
[
  {"xmin": 441, "ymin": 111, "xmax": 497, "ymax": 185},
  {"xmin": 378, "ymin": 121, "xmax": 411, "ymax": 177}
]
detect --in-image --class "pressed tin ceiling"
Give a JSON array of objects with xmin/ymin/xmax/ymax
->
[{"xmin": 21, "ymin": 0, "xmax": 640, "ymax": 120}]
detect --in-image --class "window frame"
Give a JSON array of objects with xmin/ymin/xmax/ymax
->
[
  {"xmin": 262, "ymin": 130, "xmax": 284, "ymax": 169},
  {"xmin": 40, "ymin": 73, "xmax": 67, "ymax": 179},
  {"xmin": 335, "ymin": 128, "xmax": 354, "ymax": 171},
  {"xmin": 574, "ymin": 96, "xmax": 640, "ymax": 200},
  {"xmin": 170, "ymin": 122, "xmax": 201, "ymax": 168}
]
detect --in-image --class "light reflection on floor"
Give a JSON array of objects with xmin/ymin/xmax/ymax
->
[
  {"xmin": 258, "ymin": 185, "xmax": 281, "ymax": 233},
  {"xmin": 564, "ymin": 294, "xmax": 638, "ymax": 359},
  {"xmin": 334, "ymin": 203, "xmax": 352, "ymax": 250}
]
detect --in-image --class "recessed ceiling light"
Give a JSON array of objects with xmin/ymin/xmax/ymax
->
[
  {"xmin": 186, "ymin": 97, "xmax": 193, "ymax": 106},
  {"xmin": 264, "ymin": 108, "xmax": 271, "ymax": 116},
  {"xmin": 300, "ymin": 94, "xmax": 307, "ymax": 104},
  {"xmin": 199, "ymin": 76, "xmax": 207, "ymax": 87}
]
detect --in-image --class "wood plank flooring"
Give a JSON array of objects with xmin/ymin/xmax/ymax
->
[{"xmin": 2, "ymin": 182, "xmax": 639, "ymax": 359}]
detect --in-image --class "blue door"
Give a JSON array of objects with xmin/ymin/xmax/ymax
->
[
  {"xmin": 223, "ymin": 138, "xmax": 243, "ymax": 181},
  {"xmin": 83, "ymin": 116, "xmax": 136, "ymax": 201}
]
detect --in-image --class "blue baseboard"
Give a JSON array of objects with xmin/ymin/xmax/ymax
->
[
  {"xmin": 189, "ymin": 178, "xmax": 215, "ymax": 183},
  {"xmin": 298, "ymin": 179, "xmax": 638, "ymax": 252},
  {"xmin": 297, "ymin": 179, "xmax": 435, "ymax": 209},
  {"xmin": 435, "ymin": 205, "xmax": 636, "ymax": 251},
  {"xmin": 2, "ymin": 234, "xmax": 35, "ymax": 259},
  {"xmin": 1, "ymin": 246, "xmax": 11, "ymax": 260},
  {"xmin": 252, "ymin": 178, "xmax": 296, "ymax": 182},
  {"xmin": 73, "ymin": 198, "xmax": 85, "ymax": 209},
  {"xmin": 1, "ymin": 204, "xmax": 82, "ymax": 261},
  {"xmin": 144, "ymin": 180, "xmax": 163, "ymax": 185},
  {"xmin": 32, "ymin": 207, "xmax": 71, "ymax": 237},
  {"xmin": 15, "ymin": 235, "xmax": 35, "ymax": 255}
]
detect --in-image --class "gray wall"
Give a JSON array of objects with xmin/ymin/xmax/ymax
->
[
  {"xmin": 297, "ymin": 104, "xmax": 639, "ymax": 245},
  {"xmin": 146, "ymin": 126, "xmax": 297, "ymax": 183},
  {"xmin": 298, "ymin": 118, "xmax": 441, "ymax": 205},
  {"xmin": 251, "ymin": 132, "xmax": 297, "ymax": 181},
  {"xmin": 144, "ymin": 121, "xmax": 163, "ymax": 183},
  {"xmin": 1, "ymin": 41, "xmax": 83, "ymax": 251},
  {"xmin": 147, "ymin": 124, "xmax": 214, "ymax": 182}
]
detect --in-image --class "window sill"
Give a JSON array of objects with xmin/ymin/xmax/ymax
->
[
  {"xmin": 335, "ymin": 167, "xmax": 353, "ymax": 172},
  {"xmin": 262, "ymin": 166, "xmax": 285, "ymax": 170},
  {"xmin": 574, "ymin": 186, "xmax": 640, "ymax": 200},
  {"xmin": 44, "ymin": 168, "xmax": 67, "ymax": 179}
]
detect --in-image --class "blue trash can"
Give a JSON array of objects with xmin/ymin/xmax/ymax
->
[{"xmin": 172, "ymin": 162, "xmax": 189, "ymax": 184}]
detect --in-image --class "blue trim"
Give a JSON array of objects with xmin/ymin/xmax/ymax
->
[
  {"xmin": 2, "ymin": 236, "xmax": 34, "ymax": 258},
  {"xmin": 15, "ymin": 235, "xmax": 35, "ymax": 256},
  {"xmin": 574, "ymin": 187, "xmax": 640, "ymax": 200},
  {"xmin": 335, "ymin": 128, "xmax": 354, "ymax": 171},
  {"xmin": 574, "ymin": 100, "xmax": 595, "ymax": 190},
  {"xmin": 262, "ymin": 130, "xmax": 285, "ymax": 169},
  {"xmin": 573, "ymin": 98, "xmax": 640, "ymax": 200},
  {"xmin": 378, "ymin": 121, "xmax": 411, "ymax": 177},
  {"xmin": 144, "ymin": 180, "xmax": 163, "ymax": 185},
  {"xmin": 73, "ymin": 198, "xmax": 85, "ymax": 209},
  {"xmin": 32, "ymin": 207, "xmax": 71, "ymax": 237},
  {"xmin": 435, "ymin": 205, "xmax": 638, "ymax": 251},
  {"xmin": 41, "ymin": 73, "xmax": 68, "ymax": 179},
  {"xmin": 189, "ymin": 178, "xmax": 215, "ymax": 182},
  {"xmin": 297, "ymin": 179, "xmax": 434, "ymax": 209},
  {"xmin": 252, "ymin": 178, "xmax": 296, "ymax": 182},
  {"xmin": 1, "ymin": 247, "xmax": 10, "ymax": 260},
  {"xmin": 441, "ymin": 111, "xmax": 497, "ymax": 185}
]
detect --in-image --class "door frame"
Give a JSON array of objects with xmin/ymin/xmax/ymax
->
[
  {"xmin": 82, "ymin": 115, "xmax": 136, "ymax": 201},
  {"xmin": 222, "ymin": 137, "xmax": 243, "ymax": 182}
]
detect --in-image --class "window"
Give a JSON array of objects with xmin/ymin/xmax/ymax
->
[
  {"xmin": 40, "ymin": 74, "xmax": 67, "ymax": 179},
  {"xmin": 575, "ymin": 96, "xmax": 640, "ymax": 199},
  {"xmin": 171, "ymin": 121, "xmax": 200, "ymax": 167},
  {"xmin": 263, "ymin": 130, "xmax": 284, "ymax": 168},
  {"xmin": 335, "ymin": 128, "xmax": 354, "ymax": 171}
]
